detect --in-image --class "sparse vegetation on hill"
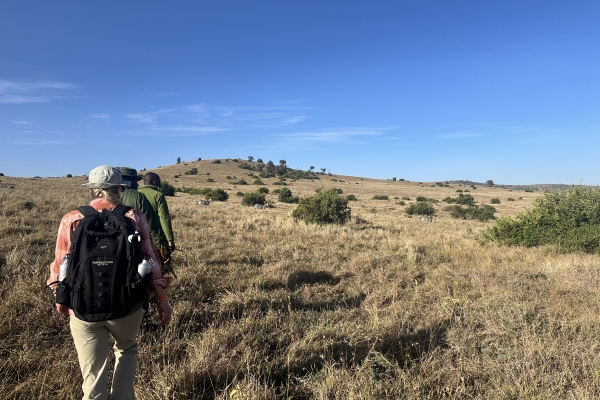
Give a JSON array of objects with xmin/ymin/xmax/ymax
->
[
  {"xmin": 277, "ymin": 187, "xmax": 299, "ymax": 204},
  {"xmin": 445, "ymin": 204, "xmax": 496, "ymax": 221},
  {"xmin": 443, "ymin": 193, "xmax": 475, "ymax": 206},
  {"xmin": 481, "ymin": 185, "xmax": 600, "ymax": 253},
  {"xmin": 6, "ymin": 163, "xmax": 600, "ymax": 399},
  {"xmin": 178, "ymin": 187, "xmax": 229, "ymax": 201}
]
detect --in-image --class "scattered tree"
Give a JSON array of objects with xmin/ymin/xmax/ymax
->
[
  {"xmin": 486, "ymin": 180, "xmax": 494, "ymax": 187},
  {"xmin": 176, "ymin": 157, "xmax": 181, "ymax": 164},
  {"xmin": 248, "ymin": 156, "xmax": 254, "ymax": 162}
]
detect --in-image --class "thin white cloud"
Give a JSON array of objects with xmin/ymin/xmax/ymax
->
[
  {"xmin": 0, "ymin": 79, "xmax": 78, "ymax": 104},
  {"xmin": 90, "ymin": 113, "xmax": 111, "ymax": 119},
  {"xmin": 277, "ymin": 127, "xmax": 392, "ymax": 142},
  {"xmin": 11, "ymin": 139, "xmax": 68, "ymax": 146},
  {"xmin": 283, "ymin": 116, "xmax": 309, "ymax": 124},
  {"xmin": 437, "ymin": 132, "xmax": 484, "ymax": 139},
  {"xmin": 125, "ymin": 109, "xmax": 175, "ymax": 124},
  {"xmin": 10, "ymin": 120, "xmax": 34, "ymax": 125}
]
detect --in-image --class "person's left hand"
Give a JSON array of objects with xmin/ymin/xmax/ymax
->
[{"xmin": 157, "ymin": 298, "xmax": 172, "ymax": 325}]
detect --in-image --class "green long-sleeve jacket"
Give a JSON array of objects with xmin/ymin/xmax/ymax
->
[
  {"xmin": 120, "ymin": 188, "xmax": 169, "ymax": 253},
  {"xmin": 138, "ymin": 185, "xmax": 175, "ymax": 242}
]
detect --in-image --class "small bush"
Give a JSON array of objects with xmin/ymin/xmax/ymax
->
[
  {"xmin": 346, "ymin": 194, "xmax": 358, "ymax": 201},
  {"xmin": 212, "ymin": 159, "xmax": 221, "ymax": 164},
  {"xmin": 480, "ymin": 185, "xmax": 600, "ymax": 253},
  {"xmin": 417, "ymin": 196, "xmax": 439, "ymax": 203},
  {"xmin": 257, "ymin": 187, "xmax": 269, "ymax": 194},
  {"xmin": 184, "ymin": 167, "xmax": 198, "ymax": 175},
  {"xmin": 207, "ymin": 178, "xmax": 214, "ymax": 182},
  {"xmin": 490, "ymin": 198, "xmax": 501, "ymax": 204},
  {"xmin": 242, "ymin": 191, "xmax": 266, "ymax": 206},
  {"xmin": 405, "ymin": 202, "xmax": 435, "ymax": 216},
  {"xmin": 236, "ymin": 191, "xmax": 244, "ymax": 197},
  {"xmin": 180, "ymin": 187, "xmax": 229, "ymax": 201},
  {"xmin": 456, "ymin": 189, "xmax": 463, "ymax": 193},
  {"xmin": 66, "ymin": 174, "xmax": 73, "ymax": 178},
  {"xmin": 331, "ymin": 188, "xmax": 343, "ymax": 194},
  {"xmin": 173, "ymin": 174, "xmax": 180, "ymax": 178},
  {"xmin": 402, "ymin": 196, "xmax": 410, "ymax": 200},
  {"xmin": 253, "ymin": 179, "xmax": 265, "ymax": 185},
  {"xmin": 292, "ymin": 189, "xmax": 351, "ymax": 225},
  {"xmin": 372, "ymin": 195, "xmax": 388, "ymax": 200},
  {"xmin": 507, "ymin": 198, "xmax": 515, "ymax": 201},
  {"xmin": 160, "ymin": 181, "xmax": 176, "ymax": 196},
  {"xmin": 0, "ymin": 172, "xmax": 4, "ymax": 176},
  {"xmin": 273, "ymin": 181, "xmax": 287, "ymax": 186},
  {"xmin": 446, "ymin": 205, "xmax": 496, "ymax": 221},
  {"xmin": 442, "ymin": 194, "xmax": 475, "ymax": 206},
  {"xmin": 278, "ymin": 187, "xmax": 299, "ymax": 204},
  {"xmin": 397, "ymin": 200, "xmax": 406, "ymax": 206},
  {"xmin": 232, "ymin": 179, "xmax": 248, "ymax": 185}
]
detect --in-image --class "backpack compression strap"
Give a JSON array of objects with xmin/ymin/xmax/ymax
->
[{"xmin": 77, "ymin": 205, "xmax": 98, "ymax": 217}]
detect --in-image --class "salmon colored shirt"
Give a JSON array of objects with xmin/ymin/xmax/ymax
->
[{"xmin": 48, "ymin": 198, "xmax": 172, "ymax": 316}]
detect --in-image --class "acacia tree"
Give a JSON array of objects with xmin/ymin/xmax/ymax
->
[
  {"xmin": 486, "ymin": 180, "xmax": 495, "ymax": 187},
  {"xmin": 309, "ymin": 166, "xmax": 314, "ymax": 172},
  {"xmin": 248, "ymin": 156, "xmax": 254, "ymax": 162}
]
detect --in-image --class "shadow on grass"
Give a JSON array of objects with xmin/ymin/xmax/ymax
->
[{"xmin": 287, "ymin": 270, "xmax": 341, "ymax": 290}]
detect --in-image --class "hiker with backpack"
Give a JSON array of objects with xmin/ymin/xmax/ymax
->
[{"xmin": 47, "ymin": 165, "xmax": 172, "ymax": 400}]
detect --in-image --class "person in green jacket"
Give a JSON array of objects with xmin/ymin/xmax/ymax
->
[
  {"xmin": 139, "ymin": 172, "xmax": 176, "ymax": 255},
  {"xmin": 117, "ymin": 167, "xmax": 172, "ymax": 265}
]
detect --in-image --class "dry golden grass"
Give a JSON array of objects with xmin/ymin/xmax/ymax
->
[{"xmin": 3, "ymin": 162, "xmax": 600, "ymax": 399}]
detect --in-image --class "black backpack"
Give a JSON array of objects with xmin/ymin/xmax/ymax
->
[{"xmin": 55, "ymin": 205, "xmax": 151, "ymax": 321}]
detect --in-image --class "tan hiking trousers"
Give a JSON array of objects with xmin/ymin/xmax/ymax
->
[{"xmin": 69, "ymin": 307, "xmax": 145, "ymax": 400}]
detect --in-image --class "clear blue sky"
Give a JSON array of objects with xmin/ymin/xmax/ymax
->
[{"xmin": 1, "ymin": 1, "xmax": 598, "ymax": 184}]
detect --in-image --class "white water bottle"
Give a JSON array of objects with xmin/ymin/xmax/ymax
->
[
  {"xmin": 58, "ymin": 254, "xmax": 70, "ymax": 282},
  {"xmin": 138, "ymin": 257, "xmax": 152, "ymax": 278}
]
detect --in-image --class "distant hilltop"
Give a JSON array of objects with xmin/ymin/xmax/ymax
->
[{"xmin": 444, "ymin": 180, "xmax": 576, "ymax": 192}]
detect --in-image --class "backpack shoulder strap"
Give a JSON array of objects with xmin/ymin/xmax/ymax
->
[
  {"xmin": 77, "ymin": 206, "xmax": 98, "ymax": 217},
  {"xmin": 112, "ymin": 204, "xmax": 132, "ymax": 216}
]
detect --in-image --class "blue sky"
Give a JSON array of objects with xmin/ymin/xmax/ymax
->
[{"xmin": 1, "ymin": 1, "xmax": 598, "ymax": 184}]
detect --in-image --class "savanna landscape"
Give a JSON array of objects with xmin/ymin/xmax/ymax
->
[{"xmin": 3, "ymin": 158, "xmax": 600, "ymax": 399}]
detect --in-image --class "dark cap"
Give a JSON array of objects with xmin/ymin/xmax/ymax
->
[{"xmin": 116, "ymin": 167, "xmax": 143, "ymax": 181}]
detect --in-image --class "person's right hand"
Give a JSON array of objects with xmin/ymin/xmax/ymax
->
[
  {"xmin": 157, "ymin": 298, "xmax": 172, "ymax": 325},
  {"xmin": 168, "ymin": 241, "xmax": 176, "ymax": 252}
]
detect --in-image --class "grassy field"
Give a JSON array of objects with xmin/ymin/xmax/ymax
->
[{"xmin": 2, "ymin": 159, "xmax": 600, "ymax": 399}]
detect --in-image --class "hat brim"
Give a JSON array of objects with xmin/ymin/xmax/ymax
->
[{"xmin": 82, "ymin": 181, "xmax": 131, "ymax": 188}]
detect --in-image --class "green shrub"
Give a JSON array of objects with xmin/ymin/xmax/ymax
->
[
  {"xmin": 207, "ymin": 178, "xmax": 214, "ymax": 182},
  {"xmin": 456, "ymin": 189, "xmax": 463, "ymax": 193},
  {"xmin": 226, "ymin": 176, "xmax": 233, "ymax": 179},
  {"xmin": 292, "ymin": 189, "xmax": 351, "ymax": 225},
  {"xmin": 480, "ymin": 185, "xmax": 600, "ymax": 253},
  {"xmin": 212, "ymin": 159, "xmax": 221, "ymax": 164},
  {"xmin": 446, "ymin": 205, "xmax": 496, "ymax": 221},
  {"xmin": 242, "ymin": 191, "xmax": 266, "ymax": 206},
  {"xmin": 257, "ymin": 187, "xmax": 269, "ymax": 194},
  {"xmin": 160, "ymin": 181, "xmax": 176, "ymax": 196},
  {"xmin": 331, "ymin": 188, "xmax": 343, "ymax": 194},
  {"xmin": 184, "ymin": 167, "xmax": 198, "ymax": 175},
  {"xmin": 278, "ymin": 187, "xmax": 299, "ymax": 204},
  {"xmin": 405, "ymin": 202, "xmax": 435, "ymax": 216},
  {"xmin": 397, "ymin": 200, "xmax": 406, "ymax": 206},
  {"xmin": 402, "ymin": 196, "xmax": 410, "ymax": 200},
  {"xmin": 0, "ymin": 172, "xmax": 4, "ymax": 176},
  {"xmin": 372, "ymin": 195, "xmax": 388, "ymax": 200},
  {"xmin": 416, "ymin": 196, "xmax": 439, "ymax": 203},
  {"xmin": 490, "ymin": 198, "xmax": 501, "ymax": 204},
  {"xmin": 442, "ymin": 194, "xmax": 475, "ymax": 206},
  {"xmin": 507, "ymin": 198, "xmax": 515, "ymax": 201},
  {"xmin": 179, "ymin": 187, "xmax": 229, "ymax": 201},
  {"xmin": 236, "ymin": 191, "xmax": 244, "ymax": 197},
  {"xmin": 273, "ymin": 181, "xmax": 287, "ymax": 186},
  {"xmin": 346, "ymin": 194, "xmax": 358, "ymax": 201},
  {"xmin": 66, "ymin": 174, "xmax": 73, "ymax": 178},
  {"xmin": 173, "ymin": 174, "xmax": 180, "ymax": 178},
  {"xmin": 232, "ymin": 179, "xmax": 248, "ymax": 185},
  {"xmin": 253, "ymin": 179, "xmax": 265, "ymax": 185}
]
